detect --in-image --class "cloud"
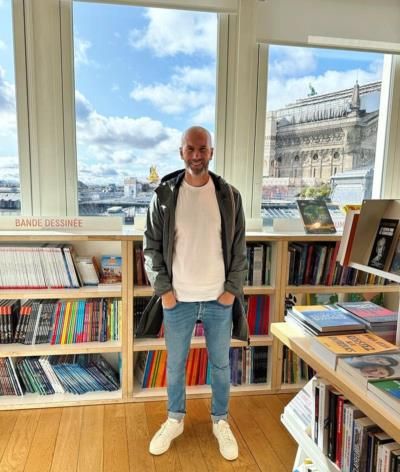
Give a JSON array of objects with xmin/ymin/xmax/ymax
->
[
  {"xmin": 0, "ymin": 67, "xmax": 17, "ymax": 137},
  {"xmin": 74, "ymin": 36, "xmax": 92, "ymax": 66},
  {"xmin": 75, "ymin": 91, "xmax": 183, "ymax": 185},
  {"xmin": 75, "ymin": 90, "xmax": 93, "ymax": 121},
  {"xmin": 267, "ymin": 67, "xmax": 383, "ymax": 111},
  {"xmin": 130, "ymin": 65, "xmax": 215, "ymax": 123},
  {"xmin": 129, "ymin": 8, "xmax": 217, "ymax": 57},
  {"xmin": 0, "ymin": 155, "xmax": 19, "ymax": 181},
  {"xmin": 269, "ymin": 46, "xmax": 317, "ymax": 79},
  {"xmin": 0, "ymin": 40, "xmax": 6, "ymax": 50}
]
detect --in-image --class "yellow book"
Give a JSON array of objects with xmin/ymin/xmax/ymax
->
[
  {"xmin": 311, "ymin": 332, "xmax": 399, "ymax": 369},
  {"xmin": 316, "ymin": 332, "xmax": 397, "ymax": 355},
  {"xmin": 60, "ymin": 302, "xmax": 71, "ymax": 344}
]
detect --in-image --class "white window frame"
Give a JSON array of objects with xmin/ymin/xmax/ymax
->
[
  {"xmin": 61, "ymin": 0, "xmax": 236, "ymax": 215},
  {"xmin": 249, "ymin": 0, "xmax": 400, "ymax": 228}
]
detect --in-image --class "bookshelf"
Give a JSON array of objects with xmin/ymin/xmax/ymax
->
[
  {"xmin": 0, "ymin": 229, "xmax": 398, "ymax": 410},
  {"xmin": 0, "ymin": 231, "xmax": 130, "ymax": 410}
]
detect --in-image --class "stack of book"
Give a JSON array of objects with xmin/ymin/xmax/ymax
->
[
  {"xmin": 245, "ymin": 243, "xmax": 272, "ymax": 286},
  {"xmin": 338, "ymin": 301, "xmax": 398, "ymax": 343},
  {"xmin": 286, "ymin": 304, "xmax": 366, "ymax": 337}
]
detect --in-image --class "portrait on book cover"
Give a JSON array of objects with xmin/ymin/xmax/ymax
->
[{"xmin": 368, "ymin": 218, "xmax": 398, "ymax": 270}]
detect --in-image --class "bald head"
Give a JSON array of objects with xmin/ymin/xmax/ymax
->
[{"xmin": 181, "ymin": 126, "xmax": 213, "ymax": 147}]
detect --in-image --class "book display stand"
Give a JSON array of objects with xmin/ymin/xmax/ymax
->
[{"xmin": 272, "ymin": 199, "xmax": 400, "ymax": 471}]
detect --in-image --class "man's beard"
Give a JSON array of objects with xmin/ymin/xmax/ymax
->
[{"xmin": 186, "ymin": 160, "xmax": 209, "ymax": 175}]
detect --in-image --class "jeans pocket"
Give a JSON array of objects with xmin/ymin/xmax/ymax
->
[
  {"xmin": 214, "ymin": 300, "xmax": 233, "ymax": 308},
  {"xmin": 163, "ymin": 301, "xmax": 180, "ymax": 311}
]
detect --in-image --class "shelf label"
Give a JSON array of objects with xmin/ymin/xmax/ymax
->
[{"xmin": 0, "ymin": 216, "xmax": 123, "ymax": 231}]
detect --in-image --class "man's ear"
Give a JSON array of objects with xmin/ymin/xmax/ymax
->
[
  {"xmin": 210, "ymin": 147, "xmax": 214, "ymax": 160},
  {"xmin": 179, "ymin": 147, "xmax": 183, "ymax": 159}
]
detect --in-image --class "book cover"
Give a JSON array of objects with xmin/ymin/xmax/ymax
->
[
  {"xmin": 368, "ymin": 218, "xmax": 398, "ymax": 270},
  {"xmin": 389, "ymin": 237, "xmax": 400, "ymax": 275},
  {"xmin": 368, "ymin": 379, "xmax": 400, "ymax": 412},
  {"xmin": 296, "ymin": 199, "xmax": 336, "ymax": 234},
  {"xmin": 337, "ymin": 353, "xmax": 400, "ymax": 389},
  {"xmin": 100, "ymin": 255, "xmax": 122, "ymax": 284},
  {"xmin": 291, "ymin": 305, "xmax": 365, "ymax": 333},
  {"xmin": 314, "ymin": 332, "xmax": 398, "ymax": 356},
  {"xmin": 337, "ymin": 301, "xmax": 397, "ymax": 324}
]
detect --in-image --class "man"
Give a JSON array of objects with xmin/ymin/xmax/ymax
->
[{"xmin": 143, "ymin": 126, "xmax": 247, "ymax": 461}]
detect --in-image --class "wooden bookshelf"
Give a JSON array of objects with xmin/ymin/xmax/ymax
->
[
  {"xmin": 271, "ymin": 322, "xmax": 400, "ymax": 444},
  {"xmin": 1, "ymin": 229, "xmax": 398, "ymax": 409}
]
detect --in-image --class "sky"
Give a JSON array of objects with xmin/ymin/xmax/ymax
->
[{"xmin": 0, "ymin": 0, "xmax": 385, "ymax": 186}]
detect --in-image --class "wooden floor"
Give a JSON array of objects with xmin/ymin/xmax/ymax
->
[{"xmin": 0, "ymin": 394, "xmax": 297, "ymax": 472}]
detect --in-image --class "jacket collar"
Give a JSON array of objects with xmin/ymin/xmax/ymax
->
[{"xmin": 156, "ymin": 169, "xmax": 226, "ymax": 200}]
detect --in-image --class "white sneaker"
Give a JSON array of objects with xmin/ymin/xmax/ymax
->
[
  {"xmin": 212, "ymin": 420, "xmax": 238, "ymax": 460},
  {"xmin": 149, "ymin": 418, "xmax": 184, "ymax": 455}
]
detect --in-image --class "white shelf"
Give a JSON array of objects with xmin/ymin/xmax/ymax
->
[
  {"xmin": 286, "ymin": 284, "xmax": 399, "ymax": 294},
  {"xmin": 0, "ymin": 389, "xmax": 122, "ymax": 410},
  {"xmin": 0, "ymin": 286, "xmax": 122, "ymax": 299},
  {"xmin": 0, "ymin": 341, "xmax": 122, "ymax": 357},
  {"xmin": 133, "ymin": 335, "xmax": 273, "ymax": 351},
  {"xmin": 281, "ymin": 413, "xmax": 340, "ymax": 472},
  {"xmin": 131, "ymin": 383, "xmax": 272, "ymax": 401}
]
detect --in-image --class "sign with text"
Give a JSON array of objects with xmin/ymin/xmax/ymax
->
[{"xmin": 0, "ymin": 216, "xmax": 123, "ymax": 231}]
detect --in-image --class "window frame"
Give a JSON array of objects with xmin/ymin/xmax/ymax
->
[{"xmin": 61, "ymin": 0, "xmax": 231, "ymax": 216}]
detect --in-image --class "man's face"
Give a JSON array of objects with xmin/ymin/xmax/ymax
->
[
  {"xmin": 180, "ymin": 130, "xmax": 213, "ymax": 176},
  {"xmin": 377, "ymin": 238, "xmax": 386, "ymax": 256}
]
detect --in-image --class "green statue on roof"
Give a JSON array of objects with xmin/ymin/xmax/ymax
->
[{"xmin": 308, "ymin": 83, "xmax": 317, "ymax": 97}]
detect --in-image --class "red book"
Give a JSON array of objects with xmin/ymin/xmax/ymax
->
[
  {"xmin": 343, "ymin": 213, "xmax": 360, "ymax": 266},
  {"xmin": 335, "ymin": 395, "xmax": 347, "ymax": 468},
  {"xmin": 326, "ymin": 241, "xmax": 341, "ymax": 286}
]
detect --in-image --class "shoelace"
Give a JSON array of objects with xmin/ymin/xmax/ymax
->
[
  {"xmin": 218, "ymin": 422, "xmax": 234, "ymax": 442},
  {"xmin": 158, "ymin": 420, "xmax": 177, "ymax": 439}
]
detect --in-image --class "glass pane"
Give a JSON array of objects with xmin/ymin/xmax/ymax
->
[
  {"xmin": 73, "ymin": 2, "xmax": 218, "ymax": 217},
  {"xmin": 262, "ymin": 45, "xmax": 385, "ymax": 228},
  {"xmin": 0, "ymin": 0, "xmax": 21, "ymax": 214}
]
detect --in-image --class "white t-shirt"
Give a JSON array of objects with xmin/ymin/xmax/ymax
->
[{"xmin": 172, "ymin": 178, "xmax": 225, "ymax": 301}]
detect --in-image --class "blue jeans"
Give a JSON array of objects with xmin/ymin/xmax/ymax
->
[{"xmin": 163, "ymin": 300, "xmax": 232, "ymax": 422}]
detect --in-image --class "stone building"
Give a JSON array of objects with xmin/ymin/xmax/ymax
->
[{"xmin": 263, "ymin": 81, "xmax": 381, "ymax": 200}]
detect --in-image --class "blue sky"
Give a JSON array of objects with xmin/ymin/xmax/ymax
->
[{"xmin": 0, "ymin": 0, "xmax": 384, "ymax": 185}]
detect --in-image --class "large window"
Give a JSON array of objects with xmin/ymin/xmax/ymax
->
[
  {"xmin": 72, "ymin": 2, "xmax": 218, "ymax": 216},
  {"xmin": 262, "ymin": 45, "xmax": 386, "ymax": 227},
  {"xmin": 0, "ymin": 0, "xmax": 21, "ymax": 214}
]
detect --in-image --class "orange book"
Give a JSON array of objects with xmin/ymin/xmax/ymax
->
[{"xmin": 155, "ymin": 352, "xmax": 167, "ymax": 388}]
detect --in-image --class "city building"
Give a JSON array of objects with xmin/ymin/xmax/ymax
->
[{"xmin": 263, "ymin": 81, "xmax": 381, "ymax": 201}]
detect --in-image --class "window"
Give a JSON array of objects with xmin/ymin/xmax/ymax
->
[
  {"xmin": 262, "ymin": 44, "xmax": 386, "ymax": 226},
  {"xmin": 0, "ymin": 0, "xmax": 21, "ymax": 214},
  {"xmin": 72, "ymin": 2, "xmax": 218, "ymax": 216}
]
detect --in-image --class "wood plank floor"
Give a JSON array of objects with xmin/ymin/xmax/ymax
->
[{"xmin": 0, "ymin": 394, "xmax": 297, "ymax": 472}]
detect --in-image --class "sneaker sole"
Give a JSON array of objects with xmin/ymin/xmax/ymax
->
[{"xmin": 149, "ymin": 427, "xmax": 184, "ymax": 455}]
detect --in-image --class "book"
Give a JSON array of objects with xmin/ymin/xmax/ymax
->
[
  {"xmin": 367, "ymin": 379, "xmax": 400, "ymax": 412},
  {"xmin": 368, "ymin": 218, "xmax": 398, "ymax": 270},
  {"xmin": 337, "ymin": 301, "xmax": 397, "ymax": 325},
  {"xmin": 389, "ymin": 237, "xmax": 400, "ymax": 275},
  {"xmin": 336, "ymin": 209, "xmax": 360, "ymax": 266},
  {"xmin": 100, "ymin": 255, "xmax": 122, "ymax": 284},
  {"xmin": 296, "ymin": 199, "xmax": 336, "ymax": 234},
  {"xmin": 337, "ymin": 353, "xmax": 400, "ymax": 388},
  {"xmin": 310, "ymin": 332, "xmax": 399, "ymax": 369},
  {"xmin": 290, "ymin": 305, "xmax": 365, "ymax": 334},
  {"xmin": 74, "ymin": 256, "xmax": 100, "ymax": 286}
]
